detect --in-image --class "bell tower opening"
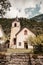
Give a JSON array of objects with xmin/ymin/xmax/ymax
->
[{"xmin": 14, "ymin": 23, "xmax": 17, "ymax": 27}]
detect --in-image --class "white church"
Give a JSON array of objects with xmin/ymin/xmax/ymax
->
[{"xmin": 10, "ymin": 17, "xmax": 35, "ymax": 49}]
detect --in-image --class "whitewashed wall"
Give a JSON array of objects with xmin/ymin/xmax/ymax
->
[{"xmin": 16, "ymin": 28, "xmax": 35, "ymax": 49}]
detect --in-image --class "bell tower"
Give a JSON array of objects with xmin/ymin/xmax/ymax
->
[{"xmin": 10, "ymin": 17, "xmax": 20, "ymax": 48}]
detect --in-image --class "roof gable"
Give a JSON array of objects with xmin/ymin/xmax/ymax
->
[{"xmin": 16, "ymin": 27, "xmax": 35, "ymax": 36}]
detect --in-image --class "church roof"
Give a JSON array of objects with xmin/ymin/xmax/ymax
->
[
  {"xmin": 15, "ymin": 27, "xmax": 35, "ymax": 36},
  {"xmin": 15, "ymin": 28, "xmax": 23, "ymax": 36}
]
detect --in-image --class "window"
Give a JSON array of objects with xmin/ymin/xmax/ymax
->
[
  {"xmin": 14, "ymin": 23, "xmax": 17, "ymax": 27},
  {"xmin": 19, "ymin": 42, "xmax": 21, "ymax": 46},
  {"xmin": 0, "ymin": 37, "xmax": 2, "ymax": 40},
  {"xmin": 13, "ymin": 38, "xmax": 16, "ymax": 45},
  {"xmin": 24, "ymin": 30, "xmax": 27, "ymax": 35}
]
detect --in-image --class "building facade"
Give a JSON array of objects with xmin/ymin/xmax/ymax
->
[{"xmin": 10, "ymin": 18, "xmax": 35, "ymax": 49}]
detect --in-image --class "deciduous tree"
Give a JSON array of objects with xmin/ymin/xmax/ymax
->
[{"xmin": 0, "ymin": 0, "xmax": 11, "ymax": 18}]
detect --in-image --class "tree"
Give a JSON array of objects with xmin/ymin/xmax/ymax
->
[
  {"xmin": 0, "ymin": 0, "xmax": 11, "ymax": 18},
  {"xmin": 29, "ymin": 34, "xmax": 43, "ymax": 45},
  {"xmin": 28, "ymin": 34, "xmax": 43, "ymax": 53}
]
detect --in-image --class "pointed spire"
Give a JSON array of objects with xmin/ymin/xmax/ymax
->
[{"xmin": 15, "ymin": 16, "xmax": 19, "ymax": 22}]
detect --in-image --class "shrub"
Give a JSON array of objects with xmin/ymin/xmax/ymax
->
[{"xmin": 33, "ymin": 44, "xmax": 43, "ymax": 54}]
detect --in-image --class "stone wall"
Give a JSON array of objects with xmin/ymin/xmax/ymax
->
[
  {"xmin": 0, "ymin": 53, "xmax": 43, "ymax": 65},
  {"xmin": 5, "ymin": 53, "xmax": 30, "ymax": 65}
]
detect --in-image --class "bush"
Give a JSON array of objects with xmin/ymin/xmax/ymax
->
[{"xmin": 33, "ymin": 44, "xmax": 43, "ymax": 54}]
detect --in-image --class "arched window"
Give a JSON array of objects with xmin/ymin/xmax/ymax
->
[
  {"xmin": 14, "ymin": 23, "xmax": 17, "ymax": 27},
  {"xmin": 24, "ymin": 30, "xmax": 27, "ymax": 35}
]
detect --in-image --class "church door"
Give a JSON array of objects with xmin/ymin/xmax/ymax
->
[{"xmin": 24, "ymin": 42, "xmax": 28, "ymax": 49}]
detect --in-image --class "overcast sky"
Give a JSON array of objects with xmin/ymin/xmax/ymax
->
[{"xmin": 4, "ymin": 0, "xmax": 43, "ymax": 18}]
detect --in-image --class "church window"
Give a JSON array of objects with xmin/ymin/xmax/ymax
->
[
  {"xmin": 14, "ymin": 23, "xmax": 17, "ymax": 27},
  {"xmin": 13, "ymin": 38, "xmax": 16, "ymax": 45},
  {"xmin": 0, "ymin": 37, "xmax": 2, "ymax": 40},
  {"xmin": 19, "ymin": 42, "xmax": 21, "ymax": 46},
  {"xmin": 24, "ymin": 30, "xmax": 27, "ymax": 35}
]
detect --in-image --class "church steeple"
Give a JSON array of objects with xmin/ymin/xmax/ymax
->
[
  {"xmin": 15, "ymin": 16, "xmax": 19, "ymax": 22},
  {"xmin": 10, "ymin": 16, "xmax": 20, "ymax": 48}
]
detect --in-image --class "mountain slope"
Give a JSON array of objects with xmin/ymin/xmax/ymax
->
[{"xmin": 31, "ymin": 14, "xmax": 43, "ymax": 22}]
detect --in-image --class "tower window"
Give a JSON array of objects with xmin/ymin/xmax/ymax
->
[
  {"xmin": 24, "ymin": 30, "xmax": 27, "ymax": 35},
  {"xmin": 14, "ymin": 23, "xmax": 17, "ymax": 27},
  {"xmin": 19, "ymin": 42, "xmax": 21, "ymax": 46},
  {"xmin": 13, "ymin": 38, "xmax": 16, "ymax": 45}
]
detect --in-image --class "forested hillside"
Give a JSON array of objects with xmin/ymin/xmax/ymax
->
[
  {"xmin": 0, "ymin": 17, "xmax": 43, "ymax": 38},
  {"xmin": 31, "ymin": 14, "xmax": 43, "ymax": 22}
]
